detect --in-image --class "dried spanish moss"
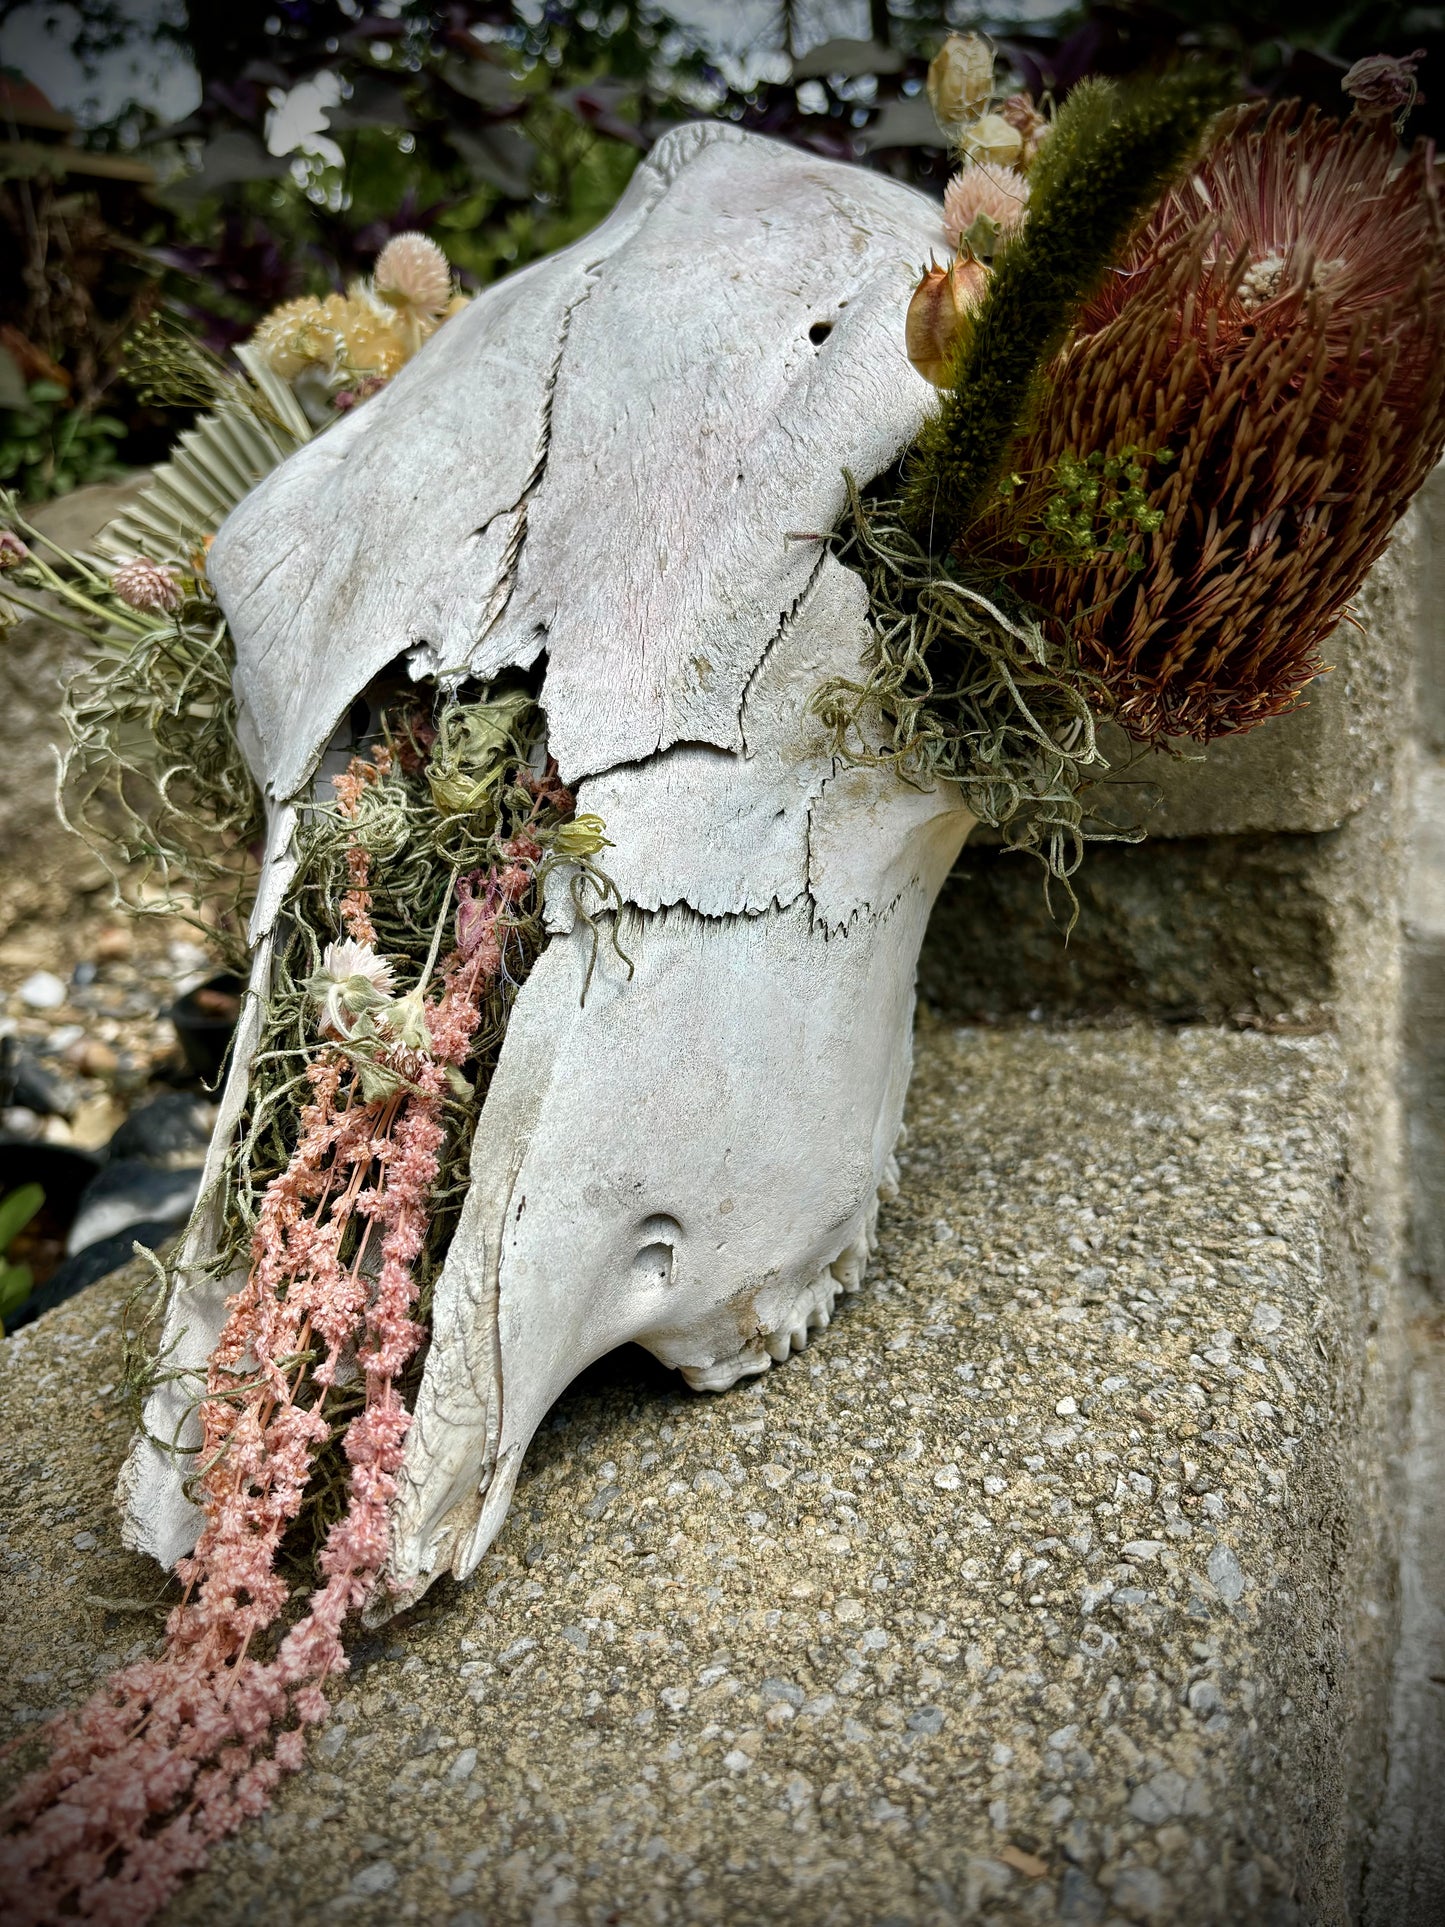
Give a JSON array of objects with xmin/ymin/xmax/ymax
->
[
  {"xmin": 0, "ymin": 491, "xmax": 264, "ymax": 967},
  {"xmin": 812, "ymin": 477, "xmax": 1140, "ymax": 926}
]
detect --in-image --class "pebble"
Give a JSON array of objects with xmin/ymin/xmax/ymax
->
[
  {"xmin": 1207, "ymin": 1545, "xmax": 1247, "ymax": 1605},
  {"xmin": 92, "ymin": 926, "xmax": 132, "ymax": 962},
  {"xmin": 19, "ymin": 972, "xmax": 66, "ymax": 1011},
  {"xmin": 350, "ymin": 1860, "xmax": 398, "ymax": 1895}
]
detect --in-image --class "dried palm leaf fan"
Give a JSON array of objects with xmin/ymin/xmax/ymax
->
[{"xmin": 98, "ymin": 341, "xmax": 313, "ymax": 569}]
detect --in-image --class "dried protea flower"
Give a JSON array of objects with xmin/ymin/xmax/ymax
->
[
  {"xmin": 111, "ymin": 556, "xmax": 183, "ymax": 614},
  {"xmin": 943, "ymin": 165, "xmax": 1029, "ymax": 251},
  {"xmin": 973, "ymin": 102, "xmax": 1445, "ymax": 743},
  {"xmin": 1343, "ymin": 49, "xmax": 1425, "ymax": 128},
  {"xmin": 0, "ymin": 529, "xmax": 29, "ymax": 569},
  {"xmin": 999, "ymin": 92, "xmax": 1051, "ymax": 170},
  {"xmin": 906, "ymin": 253, "xmax": 991, "ymax": 387},
  {"xmin": 373, "ymin": 232, "xmax": 452, "ymax": 319},
  {"xmin": 927, "ymin": 32, "xmax": 995, "ymax": 132}
]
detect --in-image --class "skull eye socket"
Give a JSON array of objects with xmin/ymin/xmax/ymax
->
[{"xmin": 632, "ymin": 1215, "xmax": 683, "ymax": 1289}]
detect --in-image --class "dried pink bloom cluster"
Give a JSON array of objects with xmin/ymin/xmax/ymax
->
[
  {"xmin": 0, "ymin": 529, "xmax": 29, "ymax": 569},
  {"xmin": 373, "ymin": 232, "xmax": 452, "ymax": 320},
  {"xmin": 111, "ymin": 556, "xmax": 183, "ymax": 614},
  {"xmin": 0, "ymin": 753, "xmax": 553, "ymax": 1926},
  {"xmin": 942, "ymin": 163, "xmax": 1029, "ymax": 250}
]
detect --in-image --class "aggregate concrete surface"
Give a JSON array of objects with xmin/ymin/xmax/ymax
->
[{"xmin": 0, "ymin": 1021, "xmax": 1397, "ymax": 1926}]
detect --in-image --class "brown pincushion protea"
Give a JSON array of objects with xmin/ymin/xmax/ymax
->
[{"xmin": 972, "ymin": 102, "xmax": 1445, "ymax": 744}]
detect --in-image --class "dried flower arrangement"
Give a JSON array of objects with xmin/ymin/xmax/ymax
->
[
  {"xmin": 3, "ymin": 51, "xmax": 1445, "ymax": 1922},
  {"xmin": 0, "ymin": 686, "xmax": 611, "ymax": 1921},
  {"xmin": 0, "ymin": 235, "xmax": 616, "ymax": 1922},
  {"xmin": 818, "ymin": 37, "xmax": 1445, "ymax": 909}
]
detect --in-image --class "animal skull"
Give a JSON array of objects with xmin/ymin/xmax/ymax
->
[{"xmin": 118, "ymin": 124, "xmax": 977, "ymax": 1608}]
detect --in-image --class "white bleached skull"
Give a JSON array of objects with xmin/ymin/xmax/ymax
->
[{"xmin": 119, "ymin": 124, "xmax": 976, "ymax": 1608}]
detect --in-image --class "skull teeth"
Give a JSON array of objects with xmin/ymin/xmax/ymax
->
[{"xmin": 676, "ymin": 1147, "xmax": 901, "ymax": 1392}]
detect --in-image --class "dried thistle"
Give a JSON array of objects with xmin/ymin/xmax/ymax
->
[
  {"xmin": 978, "ymin": 101, "xmax": 1445, "ymax": 743},
  {"xmin": 373, "ymin": 232, "xmax": 452, "ymax": 320}
]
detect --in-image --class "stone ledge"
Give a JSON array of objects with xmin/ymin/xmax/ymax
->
[
  {"xmin": 922, "ymin": 776, "xmax": 1405, "ymax": 1028},
  {"xmin": 0, "ymin": 1021, "xmax": 1401, "ymax": 1925}
]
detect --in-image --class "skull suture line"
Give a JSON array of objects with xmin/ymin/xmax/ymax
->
[{"xmin": 118, "ymin": 124, "xmax": 977, "ymax": 1609}]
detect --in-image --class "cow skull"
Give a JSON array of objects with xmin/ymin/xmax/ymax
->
[{"xmin": 118, "ymin": 124, "xmax": 976, "ymax": 1609}]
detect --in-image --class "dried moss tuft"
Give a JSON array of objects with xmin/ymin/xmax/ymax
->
[{"xmin": 813, "ymin": 478, "xmax": 1143, "ymax": 927}]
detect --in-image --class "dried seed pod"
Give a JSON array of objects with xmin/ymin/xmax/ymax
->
[
  {"xmin": 957, "ymin": 111, "xmax": 1025, "ymax": 170},
  {"xmin": 906, "ymin": 253, "xmax": 991, "ymax": 387},
  {"xmin": 1000, "ymin": 92, "xmax": 1052, "ymax": 170},
  {"xmin": 927, "ymin": 32, "xmax": 996, "ymax": 132}
]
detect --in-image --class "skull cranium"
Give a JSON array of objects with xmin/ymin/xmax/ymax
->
[{"xmin": 118, "ymin": 124, "xmax": 976, "ymax": 1608}]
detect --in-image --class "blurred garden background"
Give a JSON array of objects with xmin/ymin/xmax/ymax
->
[{"xmin": 3, "ymin": 0, "xmax": 1443, "ymax": 505}]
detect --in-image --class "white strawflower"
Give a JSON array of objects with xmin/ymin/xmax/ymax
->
[{"xmin": 308, "ymin": 940, "xmax": 396, "ymax": 1039}]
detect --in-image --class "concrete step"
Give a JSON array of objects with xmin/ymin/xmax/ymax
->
[{"xmin": 0, "ymin": 1020, "xmax": 1401, "ymax": 1925}]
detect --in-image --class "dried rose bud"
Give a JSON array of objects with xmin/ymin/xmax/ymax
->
[
  {"xmin": 957, "ymin": 111, "xmax": 1025, "ymax": 170},
  {"xmin": 906, "ymin": 253, "xmax": 990, "ymax": 388},
  {"xmin": 0, "ymin": 530, "xmax": 29, "ymax": 569},
  {"xmin": 1343, "ymin": 50, "xmax": 1426, "ymax": 125},
  {"xmin": 999, "ymin": 92, "xmax": 1052, "ymax": 170},
  {"xmin": 927, "ymin": 32, "xmax": 996, "ymax": 132},
  {"xmin": 111, "ymin": 556, "xmax": 183, "ymax": 613}
]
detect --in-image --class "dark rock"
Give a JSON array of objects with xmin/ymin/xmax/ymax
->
[
  {"xmin": 8, "ymin": 1219, "xmax": 177, "ymax": 1328},
  {"xmin": 106, "ymin": 1094, "xmax": 214, "ymax": 1167},
  {"xmin": 65, "ymin": 1159, "xmax": 201, "ymax": 1257},
  {"xmin": 0, "ymin": 1038, "xmax": 75, "ymax": 1119}
]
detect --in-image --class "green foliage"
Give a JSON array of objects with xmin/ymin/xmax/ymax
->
[
  {"xmin": 0, "ymin": 382, "xmax": 127, "ymax": 501},
  {"xmin": 0, "ymin": 1183, "xmax": 45, "ymax": 1330},
  {"xmin": 999, "ymin": 445, "xmax": 1172, "ymax": 571},
  {"xmin": 902, "ymin": 65, "xmax": 1235, "ymax": 551}
]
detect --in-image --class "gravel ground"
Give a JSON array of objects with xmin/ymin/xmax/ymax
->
[
  {"xmin": 0, "ymin": 1018, "xmax": 1396, "ymax": 1926},
  {"xmin": 0, "ymin": 919, "xmax": 216, "ymax": 1146}
]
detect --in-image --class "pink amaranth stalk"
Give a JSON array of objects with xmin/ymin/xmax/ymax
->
[{"xmin": 0, "ymin": 829, "xmax": 531, "ymax": 1925}]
